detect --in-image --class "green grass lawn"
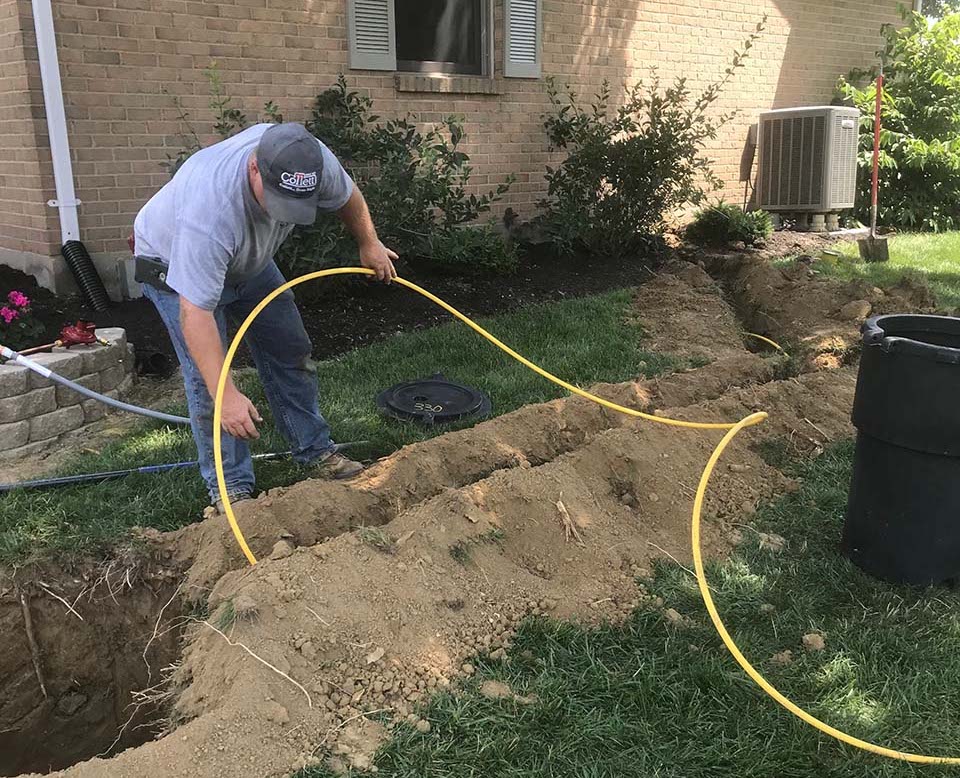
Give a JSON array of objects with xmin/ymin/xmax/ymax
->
[
  {"xmin": 820, "ymin": 232, "xmax": 960, "ymax": 311},
  {"xmin": 0, "ymin": 289, "xmax": 679, "ymax": 564},
  {"xmin": 299, "ymin": 442, "xmax": 960, "ymax": 778}
]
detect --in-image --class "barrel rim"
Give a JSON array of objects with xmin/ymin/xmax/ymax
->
[{"xmin": 862, "ymin": 314, "xmax": 960, "ymax": 364}]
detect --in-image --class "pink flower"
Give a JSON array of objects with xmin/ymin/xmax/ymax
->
[
  {"xmin": 7, "ymin": 291, "xmax": 29, "ymax": 308},
  {"xmin": 0, "ymin": 306, "xmax": 18, "ymax": 325}
]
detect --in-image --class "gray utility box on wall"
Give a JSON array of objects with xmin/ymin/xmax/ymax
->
[{"xmin": 756, "ymin": 106, "xmax": 861, "ymax": 213}]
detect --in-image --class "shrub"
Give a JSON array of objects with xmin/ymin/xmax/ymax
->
[
  {"xmin": 286, "ymin": 76, "xmax": 515, "ymax": 275},
  {"xmin": 163, "ymin": 74, "xmax": 517, "ymax": 275},
  {"xmin": 420, "ymin": 224, "xmax": 519, "ymax": 275},
  {"xmin": 686, "ymin": 202, "xmax": 773, "ymax": 247},
  {"xmin": 538, "ymin": 18, "xmax": 766, "ymax": 259},
  {"xmin": 836, "ymin": 8, "xmax": 960, "ymax": 231},
  {"xmin": 0, "ymin": 290, "xmax": 45, "ymax": 351}
]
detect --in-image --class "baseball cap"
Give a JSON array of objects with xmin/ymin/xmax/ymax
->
[{"xmin": 256, "ymin": 123, "xmax": 324, "ymax": 225}]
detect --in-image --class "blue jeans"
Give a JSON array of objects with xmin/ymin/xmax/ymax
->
[{"xmin": 143, "ymin": 261, "xmax": 335, "ymax": 502}]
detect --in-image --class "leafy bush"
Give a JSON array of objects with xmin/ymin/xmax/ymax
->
[
  {"xmin": 162, "ymin": 74, "xmax": 517, "ymax": 275},
  {"xmin": 420, "ymin": 224, "xmax": 519, "ymax": 274},
  {"xmin": 0, "ymin": 290, "xmax": 45, "ymax": 351},
  {"xmin": 538, "ymin": 18, "xmax": 766, "ymax": 259},
  {"xmin": 686, "ymin": 202, "xmax": 773, "ymax": 247},
  {"xmin": 837, "ymin": 9, "xmax": 960, "ymax": 231},
  {"xmin": 284, "ymin": 76, "xmax": 514, "ymax": 275}
]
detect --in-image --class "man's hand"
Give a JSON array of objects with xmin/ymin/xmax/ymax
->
[
  {"xmin": 359, "ymin": 240, "xmax": 399, "ymax": 283},
  {"xmin": 338, "ymin": 185, "xmax": 398, "ymax": 283},
  {"xmin": 220, "ymin": 386, "xmax": 263, "ymax": 440}
]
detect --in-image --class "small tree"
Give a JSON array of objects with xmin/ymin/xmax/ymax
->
[
  {"xmin": 538, "ymin": 18, "xmax": 766, "ymax": 259},
  {"xmin": 837, "ymin": 9, "xmax": 960, "ymax": 231}
]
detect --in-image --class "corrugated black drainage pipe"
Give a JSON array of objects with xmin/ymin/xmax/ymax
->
[{"xmin": 61, "ymin": 240, "xmax": 110, "ymax": 311}]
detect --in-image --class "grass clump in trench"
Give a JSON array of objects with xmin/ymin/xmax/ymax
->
[
  {"xmin": 298, "ymin": 442, "xmax": 960, "ymax": 778},
  {"xmin": 0, "ymin": 289, "xmax": 679, "ymax": 564}
]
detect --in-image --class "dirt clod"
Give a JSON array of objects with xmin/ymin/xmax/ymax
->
[
  {"xmin": 270, "ymin": 540, "xmax": 295, "ymax": 560},
  {"xmin": 840, "ymin": 300, "xmax": 872, "ymax": 321},
  {"xmin": 234, "ymin": 594, "xmax": 258, "ymax": 618},
  {"xmin": 264, "ymin": 702, "xmax": 290, "ymax": 725},
  {"xmin": 479, "ymin": 680, "xmax": 515, "ymax": 701},
  {"xmin": 772, "ymin": 650, "xmax": 794, "ymax": 666},
  {"xmin": 802, "ymin": 633, "xmax": 826, "ymax": 652},
  {"xmin": 758, "ymin": 533, "xmax": 786, "ymax": 553},
  {"xmin": 664, "ymin": 608, "xmax": 685, "ymax": 625},
  {"xmin": 365, "ymin": 646, "xmax": 385, "ymax": 665}
]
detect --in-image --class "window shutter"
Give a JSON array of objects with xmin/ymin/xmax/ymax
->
[
  {"xmin": 347, "ymin": 0, "xmax": 396, "ymax": 71},
  {"xmin": 504, "ymin": 0, "xmax": 541, "ymax": 78}
]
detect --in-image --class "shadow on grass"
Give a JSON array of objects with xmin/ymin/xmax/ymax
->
[{"xmin": 297, "ymin": 442, "xmax": 960, "ymax": 778}]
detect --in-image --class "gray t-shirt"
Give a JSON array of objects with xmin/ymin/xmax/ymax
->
[{"xmin": 134, "ymin": 123, "xmax": 353, "ymax": 310}]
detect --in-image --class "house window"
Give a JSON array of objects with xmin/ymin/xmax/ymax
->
[
  {"xmin": 347, "ymin": 0, "xmax": 540, "ymax": 79},
  {"xmin": 395, "ymin": 0, "xmax": 485, "ymax": 75}
]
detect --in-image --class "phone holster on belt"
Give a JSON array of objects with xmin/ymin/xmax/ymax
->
[{"xmin": 134, "ymin": 256, "xmax": 175, "ymax": 293}]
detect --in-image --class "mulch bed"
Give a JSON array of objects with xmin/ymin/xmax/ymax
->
[{"xmin": 0, "ymin": 246, "xmax": 658, "ymax": 374}]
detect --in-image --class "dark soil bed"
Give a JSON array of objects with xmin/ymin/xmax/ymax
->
[{"xmin": 1, "ymin": 247, "xmax": 658, "ymax": 371}]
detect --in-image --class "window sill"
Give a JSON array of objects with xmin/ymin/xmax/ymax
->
[{"xmin": 394, "ymin": 74, "xmax": 502, "ymax": 95}]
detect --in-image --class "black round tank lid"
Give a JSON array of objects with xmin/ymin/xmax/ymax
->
[{"xmin": 376, "ymin": 373, "xmax": 492, "ymax": 425}]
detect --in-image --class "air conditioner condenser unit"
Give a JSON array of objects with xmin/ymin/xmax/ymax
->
[{"xmin": 756, "ymin": 106, "xmax": 860, "ymax": 213}]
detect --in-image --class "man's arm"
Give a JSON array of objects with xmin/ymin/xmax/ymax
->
[
  {"xmin": 338, "ymin": 184, "xmax": 398, "ymax": 282},
  {"xmin": 180, "ymin": 298, "xmax": 262, "ymax": 440}
]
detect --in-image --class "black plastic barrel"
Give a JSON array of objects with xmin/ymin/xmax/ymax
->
[{"xmin": 842, "ymin": 314, "xmax": 960, "ymax": 585}]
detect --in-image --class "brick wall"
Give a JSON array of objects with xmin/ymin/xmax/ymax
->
[
  {"xmin": 0, "ymin": 0, "xmax": 59, "ymax": 262},
  {"xmin": 4, "ymin": 0, "xmax": 903, "ymax": 278}
]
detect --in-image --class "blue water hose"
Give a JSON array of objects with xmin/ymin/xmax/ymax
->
[
  {"xmin": 0, "ymin": 452, "xmax": 289, "ymax": 493},
  {"xmin": 1, "ymin": 344, "xmax": 190, "ymax": 426}
]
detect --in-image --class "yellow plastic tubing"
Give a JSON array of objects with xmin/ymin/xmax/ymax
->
[
  {"xmin": 213, "ymin": 268, "xmax": 765, "ymax": 566},
  {"xmin": 693, "ymin": 415, "xmax": 960, "ymax": 765},
  {"xmin": 744, "ymin": 331, "xmax": 790, "ymax": 356},
  {"xmin": 213, "ymin": 267, "xmax": 958, "ymax": 765}
]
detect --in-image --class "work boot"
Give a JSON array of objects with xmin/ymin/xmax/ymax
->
[
  {"xmin": 308, "ymin": 451, "xmax": 364, "ymax": 481},
  {"xmin": 208, "ymin": 492, "xmax": 253, "ymax": 518}
]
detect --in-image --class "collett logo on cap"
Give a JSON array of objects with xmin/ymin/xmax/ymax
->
[{"xmin": 279, "ymin": 170, "xmax": 318, "ymax": 194}]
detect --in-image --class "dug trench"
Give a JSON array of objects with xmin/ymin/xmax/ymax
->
[
  {"xmin": 0, "ymin": 566, "xmax": 182, "ymax": 776},
  {"xmin": 0, "ymin": 257, "xmax": 936, "ymax": 777}
]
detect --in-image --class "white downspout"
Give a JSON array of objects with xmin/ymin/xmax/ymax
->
[
  {"xmin": 31, "ymin": 0, "xmax": 81, "ymax": 244},
  {"xmin": 913, "ymin": 0, "xmax": 924, "ymax": 13}
]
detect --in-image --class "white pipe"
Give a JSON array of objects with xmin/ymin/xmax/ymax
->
[
  {"xmin": 31, "ymin": 0, "xmax": 81, "ymax": 244},
  {"xmin": 914, "ymin": 0, "xmax": 923, "ymax": 12}
]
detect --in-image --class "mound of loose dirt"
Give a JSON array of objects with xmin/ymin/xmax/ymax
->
[
  {"xmin": 632, "ymin": 264, "xmax": 747, "ymax": 362},
  {"xmin": 23, "ymin": 363, "xmax": 856, "ymax": 778},
  {"xmin": 166, "ymin": 352, "xmax": 778, "ymax": 596},
  {"xmin": 2, "ymin": 257, "xmax": 926, "ymax": 778},
  {"xmin": 707, "ymin": 253, "xmax": 938, "ymax": 369}
]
